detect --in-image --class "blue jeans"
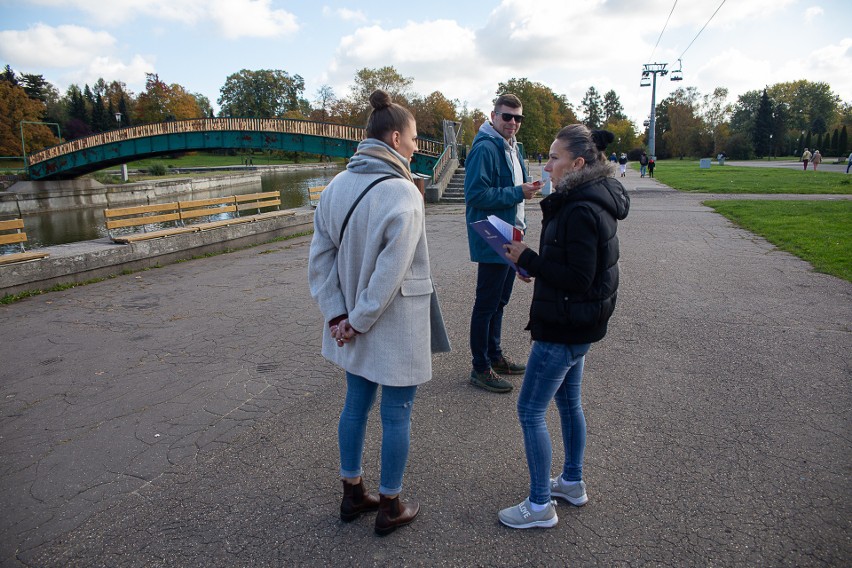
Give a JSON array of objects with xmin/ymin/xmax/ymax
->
[
  {"xmin": 640, "ymin": 165, "xmax": 647, "ymax": 177},
  {"xmin": 338, "ymin": 372, "xmax": 417, "ymax": 495},
  {"xmin": 517, "ymin": 341, "xmax": 591, "ymax": 505},
  {"xmin": 470, "ymin": 262, "xmax": 515, "ymax": 372}
]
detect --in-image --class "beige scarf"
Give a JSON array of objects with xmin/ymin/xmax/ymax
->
[{"xmin": 355, "ymin": 144, "xmax": 415, "ymax": 184}]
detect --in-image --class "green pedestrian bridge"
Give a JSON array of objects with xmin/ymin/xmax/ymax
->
[{"xmin": 25, "ymin": 118, "xmax": 447, "ymax": 181}]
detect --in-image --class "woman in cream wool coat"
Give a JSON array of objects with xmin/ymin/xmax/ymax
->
[{"xmin": 308, "ymin": 90, "xmax": 449, "ymax": 536}]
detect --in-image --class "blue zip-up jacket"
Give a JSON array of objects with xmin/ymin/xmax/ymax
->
[{"xmin": 464, "ymin": 123, "xmax": 528, "ymax": 263}]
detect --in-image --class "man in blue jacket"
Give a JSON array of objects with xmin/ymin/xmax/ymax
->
[{"xmin": 464, "ymin": 93, "xmax": 539, "ymax": 393}]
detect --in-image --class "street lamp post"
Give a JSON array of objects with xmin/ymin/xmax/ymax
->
[{"xmin": 115, "ymin": 112, "xmax": 122, "ymax": 128}]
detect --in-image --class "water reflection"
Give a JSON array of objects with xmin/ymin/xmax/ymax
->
[{"xmin": 19, "ymin": 167, "xmax": 343, "ymax": 248}]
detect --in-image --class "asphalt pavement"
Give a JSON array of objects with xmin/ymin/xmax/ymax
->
[{"xmin": 1, "ymin": 169, "xmax": 850, "ymax": 567}]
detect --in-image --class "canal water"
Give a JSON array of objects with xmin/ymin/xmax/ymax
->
[{"xmin": 16, "ymin": 167, "xmax": 344, "ymax": 249}]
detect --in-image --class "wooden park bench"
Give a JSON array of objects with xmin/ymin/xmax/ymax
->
[
  {"xmin": 104, "ymin": 202, "xmax": 197, "ymax": 244},
  {"xmin": 234, "ymin": 191, "xmax": 293, "ymax": 221},
  {"xmin": 0, "ymin": 218, "xmax": 50, "ymax": 265},
  {"xmin": 308, "ymin": 186, "xmax": 326, "ymax": 208},
  {"xmin": 178, "ymin": 196, "xmax": 247, "ymax": 230}
]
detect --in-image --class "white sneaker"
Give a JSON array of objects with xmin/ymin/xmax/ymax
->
[
  {"xmin": 498, "ymin": 498, "xmax": 558, "ymax": 529},
  {"xmin": 550, "ymin": 477, "xmax": 588, "ymax": 506}
]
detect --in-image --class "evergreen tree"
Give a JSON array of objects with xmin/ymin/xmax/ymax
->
[
  {"xmin": 752, "ymin": 89, "xmax": 773, "ymax": 157},
  {"xmin": 602, "ymin": 90, "xmax": 626, "ymax": 123},
  {"xmin": 1, "ymin": 64, "xmax": 17, "ymax": 85},
  {"xmin": 118, "ymin": 95, "xmax": 130, "ymax": 127},
  {"xmin": 580, "ymin": 86, "xmax": 603, "ymax": 129},
  {"xmin": 805, "ymin": 131, "xmax": 812, "ymax": 150},
  {"xmin": 839, "ymin": 125, "xmax": 848, "ymax": 156},
  {"xmin": 92, "ymin": 92, "xmax": 109, "ymax": 132},
  {"xmin": 831, "ymin": 129, "xmax": 839, "ymax": 156}
]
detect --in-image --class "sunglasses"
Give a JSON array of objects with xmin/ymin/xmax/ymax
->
[{"xmin": 497, "ymin": 112, "xmax": 524, "ymax": 123}]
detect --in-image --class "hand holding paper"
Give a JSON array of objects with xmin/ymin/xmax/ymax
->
[{"xmin": 470, "ymin": 215, "xmax": 529, "ymax": 277}]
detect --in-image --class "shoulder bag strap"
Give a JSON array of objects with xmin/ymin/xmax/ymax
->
[{"xmin": 338, "ymin": 175, "xmax": 394, "ymax": 243}]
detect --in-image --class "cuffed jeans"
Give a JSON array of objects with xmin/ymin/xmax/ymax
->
[
  {"xmin": 338, "ymin": 372, "xmax": 417, "ymax": 496},
  {"xmin": 470, "ymin": 262, "xmax": 515, "ymax": 372},
  {"xmin": 517, "ymin": 341, "xmax": 591, "ymax": 505}
]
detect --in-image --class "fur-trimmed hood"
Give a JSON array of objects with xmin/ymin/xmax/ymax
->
[{"xmin": 543, "ymin": 160, "xmax": 629, "ymax": 221}]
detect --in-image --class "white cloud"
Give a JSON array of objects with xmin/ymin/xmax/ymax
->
[
  {"xmin": 26, "ymin": 0, "xmax": 209, "ymax": 25},
  {"xmin": 0, "ymin": 23, "xmax": 115, "ymax": 67},
  {"xmin": 62, "ymin": 54, "xmax": 156, "ymax": 93},
  {"xmin": 805, "ymin": 6, "xmax": 824, "ymax": 22},
  {"xmin": 210, "ymin": 0, "xmax": 299, "ymax": 39},
  {"xmin": 322, "ymin": 6, "xmax": 368, "ymax": 23}
]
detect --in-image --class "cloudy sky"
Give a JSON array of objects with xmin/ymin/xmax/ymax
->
[{"xmin": 1, "ymin": 0, "xmax": 848, "ymax": 129}]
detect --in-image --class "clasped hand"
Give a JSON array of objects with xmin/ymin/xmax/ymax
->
[{"xmin": 330, "ymin": 319, "xmax": 358, "ymax": 347}]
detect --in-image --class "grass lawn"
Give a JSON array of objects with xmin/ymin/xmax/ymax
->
[
  {"xmin": 704, "ymin": 200, "xmax": 852, "ymax": 282},
  {"xmin": 643, "ymin": 160, "xmax": 851, "ymax": 194}
]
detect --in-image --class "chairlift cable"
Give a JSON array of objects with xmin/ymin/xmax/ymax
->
[
  {"xmin": 648, "ymin": 0, "xmax": 678, "ymax": 62},
  {"xmin": 678, "ymin": 0, "xmax": 726, "ymax": 61}
]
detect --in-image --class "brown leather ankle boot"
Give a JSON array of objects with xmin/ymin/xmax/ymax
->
[
  {"xmin": 374, "ymin": 495, "xmax": 420, "ymax": 536},
  {"xmin": 340, "ymin": 480, "xmax": 380, "ymax": 522}
]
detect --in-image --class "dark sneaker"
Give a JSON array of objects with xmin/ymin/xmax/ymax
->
[
  {"xmin": 491, "ymin": 356, "xmax": 526, "ymax": 376},
  {"xmin": 469, "ymin": 369, "xmax": 513, "ymax": 393}
]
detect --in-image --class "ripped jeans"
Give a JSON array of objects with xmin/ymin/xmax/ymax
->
[{"xmin": 339, "ymin": 372, "xmax": 417, "ymax": 495}]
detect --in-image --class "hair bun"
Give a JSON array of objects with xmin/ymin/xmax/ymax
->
[
  {"xmin": 591, "ymin": 130, "xmax": 615, "ymax": 151},
  {"xmin": 369, "ymin": 90, "xmax": 392, "ymax": 111}
]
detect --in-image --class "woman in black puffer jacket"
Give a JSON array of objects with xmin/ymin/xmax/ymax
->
[{"xmin": 498, "ymin": 125, "xmax": 629, "ymax": 530}]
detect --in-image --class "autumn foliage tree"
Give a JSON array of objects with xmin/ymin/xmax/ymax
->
[
  {"xmin": 0, "ymin": 81, "xmax": 59, "ymax": 156},
  {"xmin": 134, "ymin": 73, "xmax": 203, "ymax": 124}
]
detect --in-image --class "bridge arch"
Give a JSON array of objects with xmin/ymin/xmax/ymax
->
[{"xmin": 26, "ymin": 118, "xmax": 443, "ymax": 180}]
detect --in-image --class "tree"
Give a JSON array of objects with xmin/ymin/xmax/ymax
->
[
  {"xmin": 19, "ymin": 73, "xmax": 51, "ymax": 102},
  {"xmin": 218, "ymin": 69, "xmax": 305, "ymax": 118},
  {"xmin": 1, "ymin": 64, "xmax": 18, "ymax": 86},
  {"xmin": 839, "ymin": 125, "xmax": 848, "ymax": 157},
  {"xmin": 136, "ymin": 73, "xmax": 203, "ymax": 123},
  {"xmin": 580, "ymin": 86, "xmax": 603, "ymax": 129},
  {"xmin": 0, "ymin": 81, "xmax": 59, "ymax": 156},
  {"xmin": 193, "ymin": 93, "xmax": 213, "ymax": 118},
  {"xmin": 343, "ymin": 66, "xmax": 414, "ymax": 125},
  {"xmin": 312, "ymin": 85, "xmax": 337, "ymax": 123},
  {"xmin": 700, "ymin": 87, "xmax": 732, "ymax": 155},
  {"xmin": 768, "ymin": 80, "xmax": 840, "ymax": 133},
  {"xmin": 658, "ymin": 87, "xmax": 703, "ymax": 158},
  {"xmin": 458, "ymin": 102, "xmax": 487, "ymax": 148},
  {"xmin": 602, "ymin": 90, "xmax": 626, "ymax": 123},
  {"xmin": 605, "ymin": 118, "xmax": 639, "ymax": 156},
  {"xmin": 350, "ymin": 66, "xmax": 413, "ymax": 106},
  {"xmin": 410, "ymin": 91, "xmax": 457, "ymax": 141},
  {"xmin": 752, "ymin": 89, "xmax": 773, "ymax": 158}
]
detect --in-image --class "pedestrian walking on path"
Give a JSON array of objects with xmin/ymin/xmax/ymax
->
[
  {"xmin": 802, "ymin": 148, "xmax": 811, "ymax": 170},
  {"xmin": 499, "ymin": 125, "xmax": 630, "ymax": 529},
  {"xmin": 308, "ymin": 90, "xmax": 450, "ymax": 536},
  {"xmin": 811, "ymin": 149, "xmax": 822, "ymax": 171}
]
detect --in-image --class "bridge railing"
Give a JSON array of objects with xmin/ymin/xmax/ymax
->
[
  {"xmin": 431, "ymin": 144, "xmax": 456, "ymax": 185},
  {"xmin": 27, "ymin": 118, "xmax": 442, "ymax": 166}
]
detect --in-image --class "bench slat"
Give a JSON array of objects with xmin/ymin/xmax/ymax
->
[
  {"xmin": 0, "ymin": 251, "xmax": 49, "ymax": 265},
  {"xmin": 106, "ymin": 212, "xmax": 182, "ymax": 229},
  {"xmin": 104, "ymin": 202, "xmax": 180, "ymax": 218},
  {"xmin": 0, "ymin": 232, "xmax": 28, "ymax": 246},
  {"xmin": 111, "ymin": 227, "xmax": 198, "ymax": 244},
  {"xmin": 0, "ymin": 219, "xmax": 25, "ymax": 231}
]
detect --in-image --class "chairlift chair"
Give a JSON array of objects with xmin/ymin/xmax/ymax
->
[{"xmin": 671, "ymin": 59, "xmax": 683, "ymax": 81}]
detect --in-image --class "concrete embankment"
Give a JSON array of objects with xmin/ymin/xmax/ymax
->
[
  {"xmin": 0, "ymin": 162, "xmax": 340, "ymax": 216},
  {"xmin": 0, "ymin": 208, "xmax": 315, "ymax": 296}
]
